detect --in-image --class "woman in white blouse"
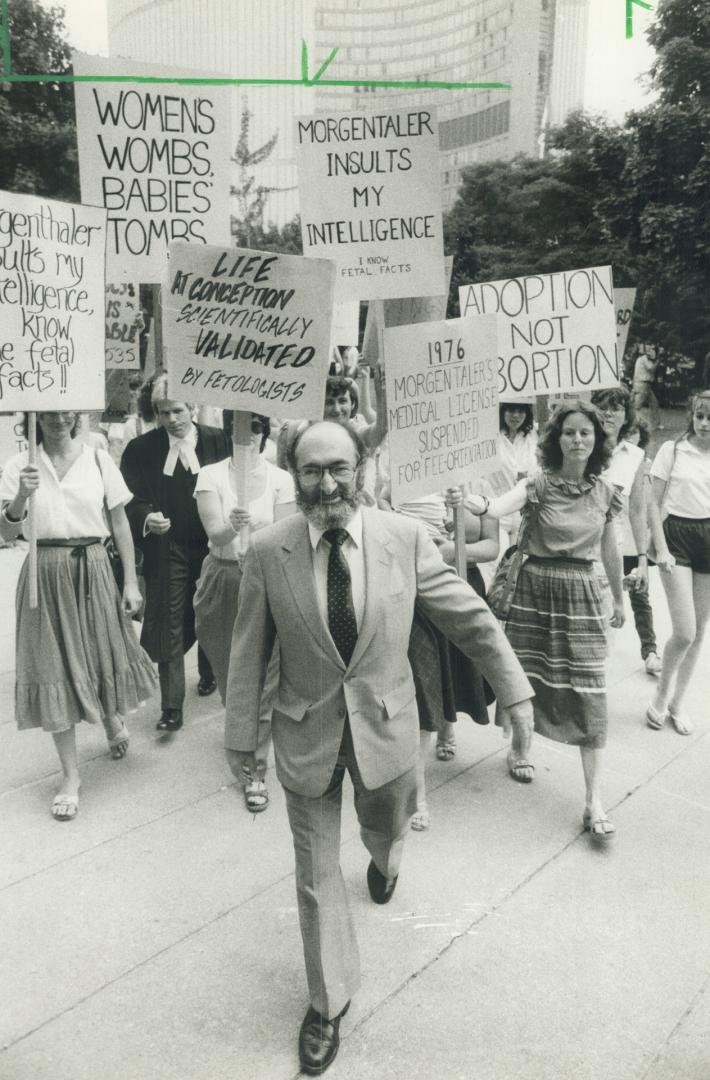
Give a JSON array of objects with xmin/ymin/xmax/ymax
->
[
  {"xmin": 0, "ymin": 411, "xmax": 157, "ymax": 821},
  {"xmin": 194, "ymin": 415, "xmax": 297, "ymax": 813},
  {"xmin": 647, "ymin": 389, "xmax": 710, "ymax": 735},
  {"xmin": 482, "ymin": 401, "xmax": 538, "ymax": 587}
]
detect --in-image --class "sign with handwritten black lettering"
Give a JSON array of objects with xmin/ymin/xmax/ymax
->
[
  {"xmin": 296, "ymin": 108, "xmax": 445, "ymax": 303},
  {"xmin": 385, "ymin": 315, "xmax": 499, "ymax": 503},
  {"xmin": 459, "ymin": 266, "xmax": 618, "ymax": 399},
  {"xmin": 164, "ymin": 243, "xmax": 335, "ymax": 419},
  {"xmin": 73, "ymin": 53, "xmax": 231, "ymax": 282},
  {"xmin": 0, "ymin": 190, "xmax": 106, "ymax": 411},
  {"xmin": 615, "ymin": 287, "xmax": 636, "ymax": 362},
  {"xmin": 105, "ymin": 282, "xmax": 143, "ymax": 369}
]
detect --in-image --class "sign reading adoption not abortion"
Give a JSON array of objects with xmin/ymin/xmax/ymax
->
[
  {"xmin": 297, "ymin": 108, "xmax": 446, "ymax": 303},
  {"xmin": 164, "ymin": 243, "xmax": 336, "ymax": 419},
  {"xmin": 105, "ymin": 282, "xmax": 143, "ymax": 369},
  {"xmin": 0, "ymin": 190, "xmax": 106, "ymax": 410},
  {"xmin": 73, "ymin": 53, "xmax": 231, "ymax": 282},
  {"xmin": 458, "ymin": 266, "xmax": 619, "ymax": 399},
  {"xmin": 385, "ymin": 315, "xmax": 499, "ymax": 504}
]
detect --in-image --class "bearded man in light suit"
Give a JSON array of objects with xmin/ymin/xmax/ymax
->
[{"xmin": 224, "ymin": 419, "xmax": 534, "ymax": 1075}]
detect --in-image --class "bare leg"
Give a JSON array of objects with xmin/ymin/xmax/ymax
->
[
  {"xmin": 580, "ymin": 746, "xmax": 614, "ymax": 837},
  {"xmin": 51, "ymin": 727, "xmax": 81, "ymax": 818},
  {"xmin": 411, "ymin": 731, "xmax": 432, "ymax": 831},
  {"xmin": 435, "ymin": 720, "xmax": 456, "ymax": 760},
  {"xmin": 652, "ymin": 566, "xmax": 696, "ymax": 712},
  {"xmin": 666, "ymin": 572, "xmax": 710, "ymax": 728}
]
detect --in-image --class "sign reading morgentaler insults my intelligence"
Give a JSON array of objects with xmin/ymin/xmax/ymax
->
[
  {"xmin": 296, "ymin": 108, "xmax": 446, "ymax": 303},
  {"xmin": 458, "ymin": 266, "xmax": 619, "ymax": 400},
  {"xmin": 164, "ymin": 243, "xmax": 336, "ymax": 419},
  {"xmin": 385, "ymin": 315, "xmax": 499, "ymax": 505},
  {"xmin": 73, "ymin": 53, "xmax": 231, "ymax": 282},
  {"xmin": 0, "ymin": 190, "xmax": 106, "ymax": 411}
]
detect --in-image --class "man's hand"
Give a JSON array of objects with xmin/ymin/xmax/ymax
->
[
  {"xmin": 145, "ymin": 511, "xmax": 171, "ymax": 535},
  {"xmin": 226, "ymin": 748, "xmax": 258, "ymax": 783},
  {"xmin": 498, "ymin": 698, "xmax": 534, "ymax": 740}
]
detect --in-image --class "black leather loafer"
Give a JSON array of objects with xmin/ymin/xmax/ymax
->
[
  {"xmin": 156, "ymin": 710, "xmax": 183, "ymax": 732},
  {"xmin": 197, "ymin": 677, "xmax": 217, "ymax": 697},
  {"xmin": 367, "ymin": 859, "xmax": 398, "ymax": 904},
  {"xmin": 298, "ymin": 1001, "xmax": 350, "ymax": 1075}
]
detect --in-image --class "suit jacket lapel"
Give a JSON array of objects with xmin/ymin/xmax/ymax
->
[
  {"xmin": 347, "ymin": 508, "xmax": 393, "ymax": 671},
  {"xmin": 281, "ymin": 518, "xmax": 345, "ymax": 670}
]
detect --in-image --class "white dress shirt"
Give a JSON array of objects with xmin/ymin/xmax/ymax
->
[
  {"xmin": 163, "ymin": 424, "xmax": 200, "ymax": 476},
  {"xmin": 308, "ymin": 508, "xmax": 366, "ymax": 632}
]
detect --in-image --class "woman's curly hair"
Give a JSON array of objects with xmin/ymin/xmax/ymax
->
[{"xmin": 539, "ymin": 399, "xmax": 611, "ymax": 477}]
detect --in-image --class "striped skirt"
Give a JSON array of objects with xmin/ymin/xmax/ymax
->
[
  {"xmin": 504, "ymin": 557, "xmax": 608, "ymax": 748},
  {"xmin": 15, "ymin": 543, "xmax": 158, "ymax": 733}
]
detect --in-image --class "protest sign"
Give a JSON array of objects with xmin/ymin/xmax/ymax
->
[
  {"xmin": 615, "ymin": 287, "xmax": 636, "ymax": 363},
  {"xmin": 331, "ymin": 301, "xmax": 360, "ymax": 349},
  {"xmin": 385, "ymin": 315, "xmax": 499, "ymax": 504},
  {"xmin": 297, "ymin": 108, "xmax": 445, "ymax": 303},
  {"xmin": 361, "ymin": 255, "xmax": 453, "ymax": 366},
  {"xmin": 459, "ymin": 266, "xmax": 618, "ymax": 400},
  {"xmin": 0, "ymin": 190, "xmax": 106, "ymax": 411},
  {"xmin": 105, "ymin": 282, "xmax": 143, "ymax": 369},
  {"xmin": 0, "ymin": 413, "xmax": 28, "ymax": 462},
  {"xmin": 164, "ymin": 243, "xmax": 335, "ymax": 419},
  {"xmin": 73, "ymin": 53, "xmax": 231, "ymax": 282}
]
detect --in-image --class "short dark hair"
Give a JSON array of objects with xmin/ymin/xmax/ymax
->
[
  {"xmin": 325, "ymin": 375, "xmax": 359, "ymax": 417},
  {"xmin": 539, "ymin": 399, "xmax": 611, "ymax": 477},
  {"xmin": 24, "ymin": 411, "xmax": 80, "ymax": 444},
  {"xmin": 499, "ymin": 402, "xmax": 534, "ymax": 436},
  {"xmin": 591, "ymin": 385, "xmax": 636, "ymax": 442},
  {"xmin": 286, "ymin": 419, "xmax": 368, "ymax": 475}
]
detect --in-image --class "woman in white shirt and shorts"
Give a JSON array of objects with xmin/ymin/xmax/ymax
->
[{"xmin": 647, "ymin": 389, "xmax": 710, "ymax": 734}]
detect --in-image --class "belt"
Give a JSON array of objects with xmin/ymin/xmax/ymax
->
[
  {"xmin": 37, "ymin": 537, "xmax": 103, "ymax": 596},
  {"xmin": 526, "ymin": 554, "xmax": 593, "ymax": 569}
]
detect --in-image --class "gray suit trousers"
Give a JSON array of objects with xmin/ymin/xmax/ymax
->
[{"xmin": 284, "ymin": 719, "xmax": 417, "ymax": 1019}]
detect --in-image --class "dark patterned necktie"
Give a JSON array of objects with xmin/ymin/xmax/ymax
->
[{"xmin": 324, "ymin": 528, "xmax": 358, "ymax": 666}]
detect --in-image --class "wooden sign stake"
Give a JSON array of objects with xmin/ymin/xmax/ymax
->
[
  {"xmin": 453, "ymin": 503, "xmax": 467, "ymax": 581},
  {"xmin": 27, "ymin": 412, "xmax": 38, "ymax": 609},
  {"xmin": 232, "ymin": 411, "xmax": 252, "ymax": 550}
]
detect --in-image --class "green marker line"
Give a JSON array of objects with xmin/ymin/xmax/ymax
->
[
  {"xmin": 1, "ymin": 0, "xmax": 12, "ymax": 79},
  {"xmin": 626, "ymin": 0, "xmax": 653, "ymax": 39},
  {"xmin": 1, "ymin": 73, "xmax": 510, "ymax": 90}
]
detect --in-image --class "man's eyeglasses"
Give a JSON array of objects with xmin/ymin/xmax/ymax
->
[{"xmin": 297, "ymin": 463, "xmax": 359, "ymax": 487}]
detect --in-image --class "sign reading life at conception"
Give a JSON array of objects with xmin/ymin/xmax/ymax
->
[
  {"xmin": 0, "ymin": 190, "xmax": 106, "ymax": 411},
  {"xmin": 164, "ymin": 243, "xmax": 335, "ymax": 419},
  {"xmin": 73, "ymin": 53, "xmax": 231, "ymax": 282},
  {"xmin": 297, "ymin": 108, "xmax": 446, "ymax": 303},
  {"xmin": 459, "ymin": 266, "xmax": 619, "ymax": 399}
]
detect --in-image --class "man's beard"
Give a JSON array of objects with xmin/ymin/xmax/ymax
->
[{"xmin": 296, "ymin": 484, "xmax": 364, "ymax": 530}]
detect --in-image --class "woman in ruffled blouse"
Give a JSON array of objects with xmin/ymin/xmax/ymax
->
[{"xmin": 462, "ymin": 401, "xmax": 625, "ymax": 842}]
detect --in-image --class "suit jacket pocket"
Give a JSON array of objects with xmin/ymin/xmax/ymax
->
[
  {"xmin": 272, "ymin": 684, "xmax": 310, "ymax": 722},
  {"xmin": 380, "ymin": 678, "xmax": 416, "ymax": 720}
]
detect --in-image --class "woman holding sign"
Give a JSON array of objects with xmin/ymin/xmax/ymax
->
[
  {"xmin": 462, "ymin": 401, "xmax": 625, "ymax": 842},
  {"xmin": 193, "ymin": 415, "xmax": 297, "ymax": 813},
  {"xmin": 0, "ymin": 411, "xmax": 157, "ymax": 821}
]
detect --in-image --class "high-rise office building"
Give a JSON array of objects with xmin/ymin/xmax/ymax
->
[
  {"xmin": 107, "ymin": 1, "xmax": 563, "ymax": 223},
  {"xmin": 549, "ymin": 0, "xmax": 590, "ymax": 126},
  {"xmin": 314, "ymin": 0, "xmax": 557, "ymax": 211},
  {"xmin": 106, "ymin": 0, "xmax": 317, "ymax": 226}
]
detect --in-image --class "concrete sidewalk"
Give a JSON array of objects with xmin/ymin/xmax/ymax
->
[{"xmin": 1, "ymin": 529, "xmax": 709, "ymax": 1078}]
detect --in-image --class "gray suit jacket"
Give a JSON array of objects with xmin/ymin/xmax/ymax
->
[{"xmin": 224, "ymin": 507, "xmax": 532, "ymax": 798}]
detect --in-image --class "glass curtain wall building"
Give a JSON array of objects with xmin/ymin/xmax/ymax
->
[{"xmin": 106, "ymin": 0, "xmax": 317, "ymax": 226}]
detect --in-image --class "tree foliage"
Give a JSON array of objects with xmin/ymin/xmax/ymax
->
[
  {"xmin": 230, "ymin": 103, "xmax": 297, "ymax": 247},
  {"xmin": 446, "ymin": 0, "xmax": 710, "ymax": 364},
  {"xmin": 0, "ymin": 0, "xmax": 79, "ymax": 200}
]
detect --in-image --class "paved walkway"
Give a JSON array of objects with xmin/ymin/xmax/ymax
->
[{"xmin": 1, "ymin": 414, "xmax": 709, "ymax": 1079}]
